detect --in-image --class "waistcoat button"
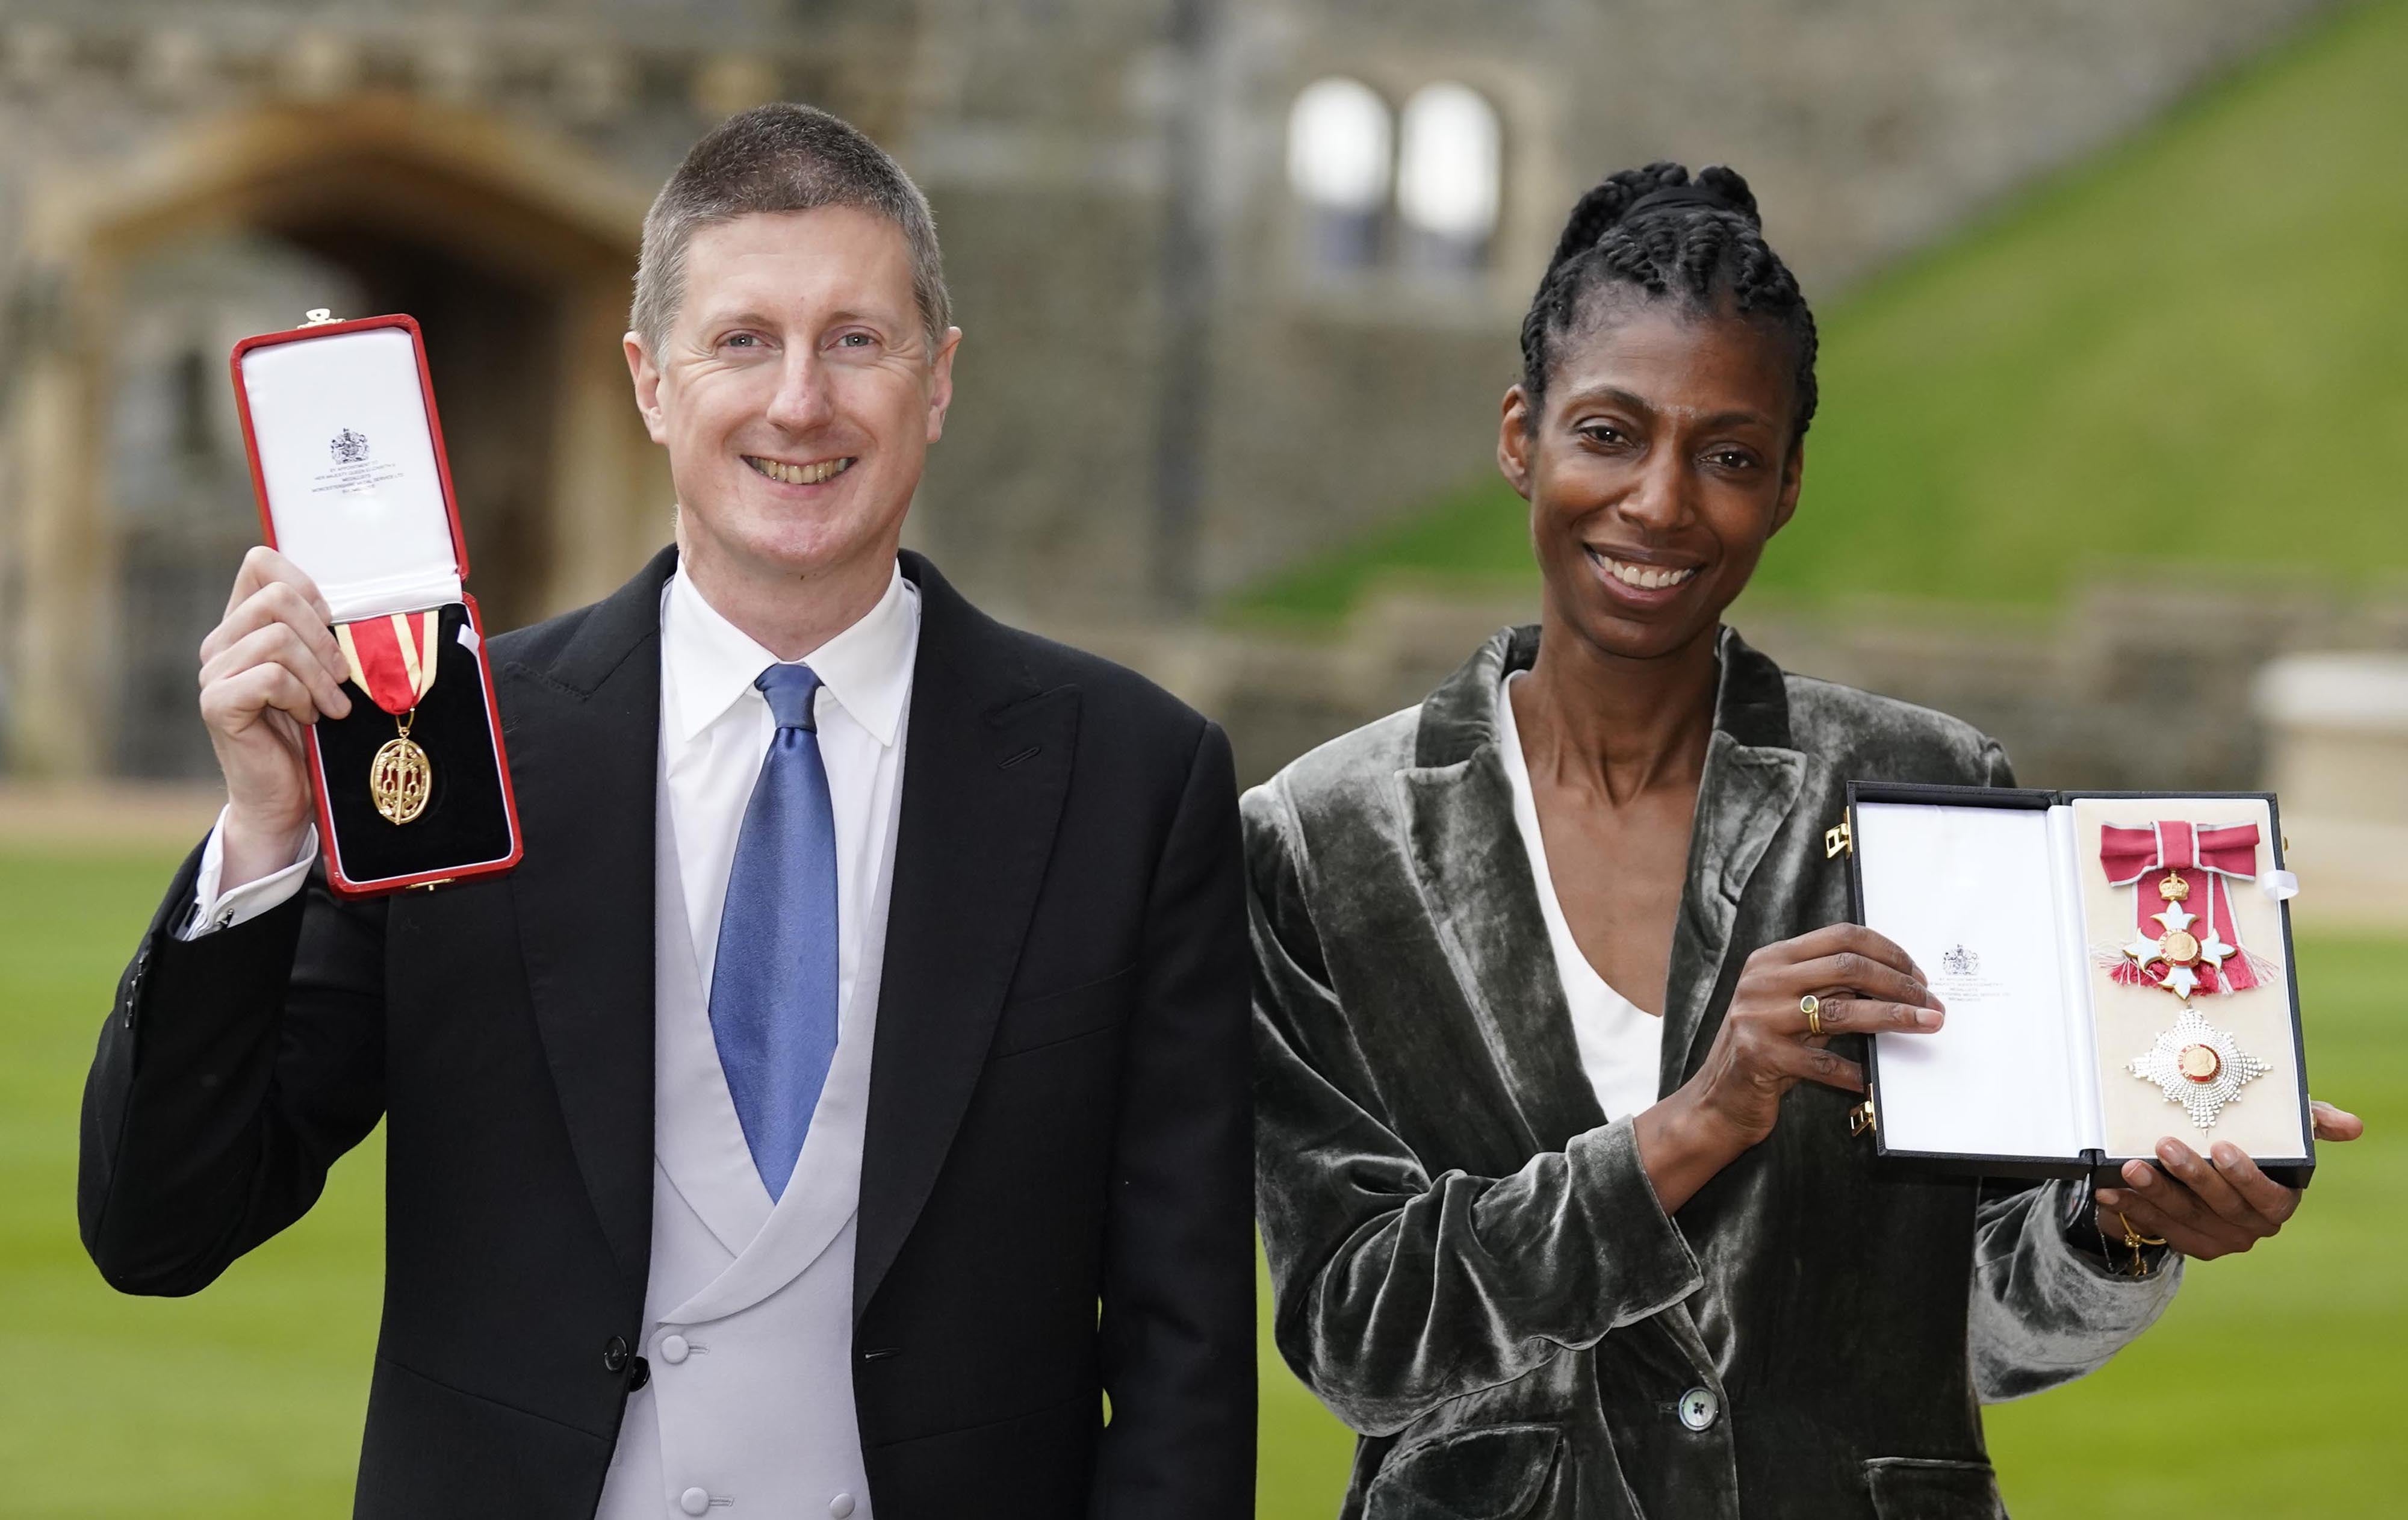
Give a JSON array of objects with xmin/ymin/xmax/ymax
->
[
  {"xmin": 1677, "ymin": 1386, "xmax": 1721, "ymax": 1431},
  {"xmin": 830, "ymin": 1495, "xmax": 857, "ymax": 1518},
  {"xmin": 660, "ymin": 1333, "xmax": 690, "ymax": 1365},
  {"xmin": 678, "ymin": 1487, "xmax": 710, "ymax": 1516}
]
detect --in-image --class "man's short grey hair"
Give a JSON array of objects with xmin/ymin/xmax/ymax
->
[{"xmin": 631, "ymin": 103, "xmax": 950, "ymax": 358}]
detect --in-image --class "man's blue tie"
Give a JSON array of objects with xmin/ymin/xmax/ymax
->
[{"xmin": 709, "ymin": 663, "xmax": 840, "ymax": 1202}]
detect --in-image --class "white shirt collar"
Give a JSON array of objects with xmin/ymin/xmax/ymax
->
[{"xmin": 662, "ymin": 559, "xmax": 917, "ymax": 748}]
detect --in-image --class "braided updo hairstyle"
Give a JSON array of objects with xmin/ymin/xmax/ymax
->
[{"xmin": 1518, "ymin": 162, "xmax": 1818, "ymax": 438}]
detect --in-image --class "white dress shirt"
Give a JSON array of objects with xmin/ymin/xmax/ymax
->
[
  {"xmin": 1496, "ymin": 671, "xmax": 1666, "ymax": 1122},
  {"xmin": 595, "ymin": 560, "xmax": 916, "ymax": 1520},
  {"xmin": 185, "ymin": 560, "xmax": 920, "ymax": 1520},
  {"xmin": 653, "ymin": 560, "xmax": 917, "ymax": 1019}
]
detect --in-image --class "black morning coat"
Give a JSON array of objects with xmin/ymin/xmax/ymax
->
[{"xmin": 76, "ymin": 548, "xmax": 1257, "ymax": 1519}]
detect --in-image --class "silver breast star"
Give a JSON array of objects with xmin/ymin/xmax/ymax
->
[{"xmin": 2130, "ymin": 1007, "xmax": 2270, "ymax": 1129}]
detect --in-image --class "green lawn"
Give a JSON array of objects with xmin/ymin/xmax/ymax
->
[
  {"xmin": 0, "ymin": 852, "xmax": 385, "ymax": 1518},
  {"xmin": 1238, "ymin": 0, "xmax": 2408, "ymax": 625},
  {"xmin": 7, "ymin": 853, "xmax": 2403, "ymax": 1516}
]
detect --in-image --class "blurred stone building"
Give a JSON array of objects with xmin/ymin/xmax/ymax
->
[{"xmin": 0, "ymin": 0, "xmax": 2330, "ymax": 778}]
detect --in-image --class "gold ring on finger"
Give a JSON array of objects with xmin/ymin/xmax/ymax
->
[{"xmin": 1800, "ymin": 993, "xmax": 1823, "ymax": 1037}]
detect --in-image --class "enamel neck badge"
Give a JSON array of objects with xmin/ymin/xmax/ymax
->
[{"xmin": 2101, "ymin": 820, "xmax": 2273, "ymax": 1129}]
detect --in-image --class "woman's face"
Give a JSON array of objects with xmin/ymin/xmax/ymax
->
[{"xmin": 1499, "ymin": 297, "xmax": 1804, "ymax": 664}]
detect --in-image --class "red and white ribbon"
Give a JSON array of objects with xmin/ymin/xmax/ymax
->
[
  {"xmin": 2099, "ymin": 820, "xmax": 2264, "ymax": 995},
  {"xmin": 335, "ymin": 611, "xmax": 441, "ymax": 717}
]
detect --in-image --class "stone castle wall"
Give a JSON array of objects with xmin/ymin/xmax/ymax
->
[
  {"xmin": 1148, "ymin": 0, "xmax": 2338, "ymax": 613},
  {"xmin": 0, "ymin": 0, "xmax": 2345, "ymax": 775}
]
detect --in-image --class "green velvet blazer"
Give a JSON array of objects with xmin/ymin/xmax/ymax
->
[{"xmin": 1247, "ymin": 627, "xmax": 2180, "ymax": 1520}]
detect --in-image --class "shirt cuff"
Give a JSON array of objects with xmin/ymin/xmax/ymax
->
[{"xmin": 180, "ymin": 808, "xmax": 317, "ymax": 940}]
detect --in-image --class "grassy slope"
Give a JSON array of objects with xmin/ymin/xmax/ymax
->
[
  {"xmin": 8, "ymin": 857, "xmax": 2406, "ymax": 1515},
  {"xmin": 1238, "ymin": 0, "xmax": 2408, "ymax": 624}
]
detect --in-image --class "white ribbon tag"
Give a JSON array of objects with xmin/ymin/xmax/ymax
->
[{"xmin": 2258, "ymin": 869, "xmax": 2299, "ymax": 902}]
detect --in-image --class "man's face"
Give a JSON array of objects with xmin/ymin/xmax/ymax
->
[{"xmin": 628, "ymin": 206, "xmax": 959, "ymax": 590}]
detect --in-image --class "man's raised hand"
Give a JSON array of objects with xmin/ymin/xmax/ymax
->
[{"xmin": 197, "ymin": 546, "xmax": 351, "ymax": 889}]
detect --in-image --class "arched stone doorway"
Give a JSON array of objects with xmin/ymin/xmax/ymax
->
[{"xmin": 8, "ymin": 99, "xmax": 669, "ymax": 777}]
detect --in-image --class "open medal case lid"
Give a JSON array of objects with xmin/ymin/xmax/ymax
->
[
  {"xmin": 1842, "ymin": 782, "xmax": 2313, "ymax": 1188},
  {"xmin": 230, "ymin": 313, "xmax": 523, "ymax": 897}
]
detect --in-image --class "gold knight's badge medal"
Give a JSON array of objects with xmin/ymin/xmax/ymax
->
[{"xmin": 334, "ymin": 611, "xmax": 441, "ymax": 825}]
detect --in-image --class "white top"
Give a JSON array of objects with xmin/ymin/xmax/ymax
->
[{"xmin": 1495, "ymin": 671, "xmax": 1666, "ymax": 1122}]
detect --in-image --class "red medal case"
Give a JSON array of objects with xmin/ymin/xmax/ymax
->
[{"xmin": 229, "ymin": 313, "xmax": 523, "ymax": 897}]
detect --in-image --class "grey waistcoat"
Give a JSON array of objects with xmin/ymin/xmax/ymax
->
[{"xmin": 1246, "ymin": 626, "xmax": 2179, "ymax": 1520}]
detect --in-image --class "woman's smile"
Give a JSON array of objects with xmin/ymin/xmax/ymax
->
[{"xmin": 1583, "ymin": 545, "xmax": 1703, "ymax": 605}]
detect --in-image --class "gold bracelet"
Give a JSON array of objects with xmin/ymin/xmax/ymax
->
[{"xmin": 2117, "ymin": 1211, "xmax": 2168, "ymax": 1277}]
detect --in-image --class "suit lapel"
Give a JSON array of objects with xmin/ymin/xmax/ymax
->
[
  {"xmin": 503, "ymin": 546, "xmax": 675, "ymax": 1292},
  {"xmin": 1402, "ymin": 630, "xmax": 1607, "ymax": 1144},
  {"xmin": 854, "ymin": 553, "xmax": 1078, "ymax": 1320},
  {"xmin": 1661, "ymin": 630, "xmax": 1806, "ymax": 1084}
]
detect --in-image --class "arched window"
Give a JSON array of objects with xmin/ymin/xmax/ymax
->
[
  {"xmin": 1395, "ymin": 82, "xmax": 1501, "ymax": 273},
  {"xmin": 1287, "ymin": 77, "xmax": 1391, "ymax": 272}
]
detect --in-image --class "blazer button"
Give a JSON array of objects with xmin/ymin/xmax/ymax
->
[
  {"xmin": 1677, "ymin": 1386, "xmax": 1721, "ymax": 1431},
  {"xmin": 625, "ymin": 1356, "xmax": 650, "ymax": 1392},
  {"xmin": 601, "ymin": 1335, "xmax": 630, "ymax": 1374}
]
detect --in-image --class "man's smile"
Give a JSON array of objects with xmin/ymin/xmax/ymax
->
[{"xmin": 743, "ymin": 453, "xmax": 856, "ymax": 486}]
